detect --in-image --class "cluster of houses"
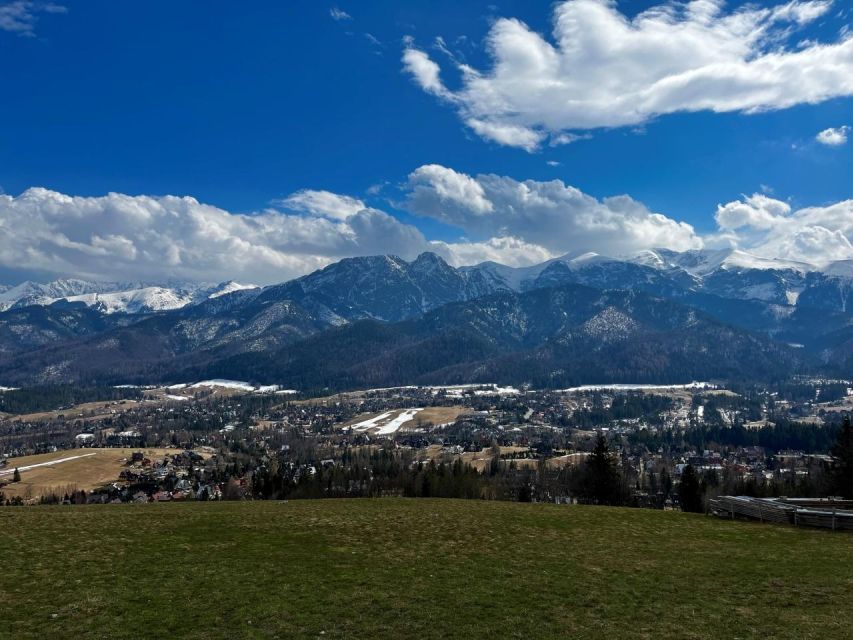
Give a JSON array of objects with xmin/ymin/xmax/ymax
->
[{"xmin": 1, "ymin": 380, "xmax": 850, "ymax": 505}]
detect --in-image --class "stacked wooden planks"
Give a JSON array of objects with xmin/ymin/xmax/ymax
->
[
  {"xmin": 709, "ymin": 495, "xmax": 853, "ymax": 531},
  {"xmin": 710, "ymin": 496, "xmax": 794, "ymax": 524}
]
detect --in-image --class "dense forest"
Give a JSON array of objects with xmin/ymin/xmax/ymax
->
[{"xmin": 0, "ymin": 385, "xmax": 143, "ymax": 415}]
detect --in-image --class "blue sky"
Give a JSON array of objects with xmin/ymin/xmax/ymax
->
[{"xmin": 0, "ymin": 0, "xmax": 851, "ymax": 284}]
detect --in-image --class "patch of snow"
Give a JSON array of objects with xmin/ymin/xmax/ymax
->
[
  {"xmin": 190, "ymin": 379, "xmax": 256, "ymax": 392},
  {"xmin": 785, "ymin": 289, "xmax": 802, "ymax": 305},
  {"xmin": 375, "ymin": 408, "xmax": 424, "ymax": 435},
  {"xmin": 558, "ymin": 382, "xmax": 715, "ymax": 393},
  {"xmin": 349, "ymin": 411, "xmax": 393, "ymax": 432},
  {"xmin": 207, "ymin": 281, "xmax": 259, "ymax": 299},
  {"xmin": 61, "ymin": 286, "xmax": 195, "ymax": 314}
]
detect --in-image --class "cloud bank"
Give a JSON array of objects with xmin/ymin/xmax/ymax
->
[
  {"xmin": 714, "ymin": 193, "xmax": 853, "ymax": 265},
  {"xmin": 402, "ymin": 0, "xmax": 853, "ymax": 150},
  {"xmin": 405, "ymin": 164, "xmax": 703, "ymax": 256},
  {"xmin": 1, "ymin": 169, "xmax": 850, "ymax": 286},
  {"xmin": 0, "ymin": 188, "xmax": 426, "ymax": 285}
]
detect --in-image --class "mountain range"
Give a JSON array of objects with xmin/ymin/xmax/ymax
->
[
  {"xmin": 0, "ymin": 248, "xmax": 849, "ymax": 390},
  {"xmin": 0, "ymin": 280, "xmax": 258, "ymax": 314}
]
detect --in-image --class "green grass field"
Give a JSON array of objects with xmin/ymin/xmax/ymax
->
[{"xmin": 1, "ymin": 499, "xmax": 851, "ymax": 639}]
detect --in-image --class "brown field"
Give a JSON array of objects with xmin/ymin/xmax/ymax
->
[
  {"xmin": 417, "ymin": 406, "xmax": 471, "ymax": 426},
  {"xmin": 460, "ymin": 445, "xmax": 529, "ymax": 471},
  {"xmin": 0, "ymin": 447, "xmax": 209, "ymax": 499}
]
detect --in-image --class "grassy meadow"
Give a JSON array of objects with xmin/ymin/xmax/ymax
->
[{"xmin": 1, "ymin": 499, "xmax": 851, "ymax": 639}]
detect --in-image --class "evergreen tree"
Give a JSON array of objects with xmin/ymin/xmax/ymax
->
[
  {"xmin": 679, "ymin": 465, "xmax": 704, "ymax": 513},
  {"xmin": 581, "ymin": 434, "xmax": 622, "ymax": 505},
  {"xmin": 12, "ymin": 468, "xmax": 20, "ymax": 483},
  {"xmin": 830, "ymin": 416, "xmax": 853, "ymax": 499}
]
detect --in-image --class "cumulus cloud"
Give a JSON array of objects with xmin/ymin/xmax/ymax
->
[
  {"xmin": 3, "ymin": 177, "xmax": 850, "ymax": 287},
  {"xmin": 0, "ymin": 185, "xmax": 568, "ymax": 285},
  {"xmin": 276, "ymin": 189, "xmax": 367, "ymax": 221},
  {"xmin": 0, "ymin": 1, "xmax": 65, "ymax": 36},
  {"xmin": 0, "ymin": 188, "xmax": 433, "ymax": 285},
  {"xmin": 432, "ymin": 236, "xmax": 555, "ymax": 268},
  {"xmin": 715, "ymin": 194, "xmax": 792, "ymax": 231},
  {"xmin": 404, "ymin": 164, "xmax": 703, "ymax": 256},
  {"xmin": 713, "ymin": 194, "xmax": 853, "ymax": 265},
  {"xmin": 402, "ymin": 0, "xmax": 853, "ymax": 150},
  {"xmin": 816, "ymin": 125, "xmax": 850, "ymax": 145}
]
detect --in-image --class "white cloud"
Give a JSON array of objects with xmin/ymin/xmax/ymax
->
[
  {"xmin": 402, "ymin": 0, "xmax": 853, "ymax": 150},
  {"xmin": 0, "ymin": 1, "xmax": 65, "ymax": 36},
  {"xmin": 0, "ymin": 186, "xmax": 564, "ymax": 285},
  {"xmin": 432, "ymin": 236, "xmax": 554, "ymax": 267},
  {"xmin": 276, "ymin": 189, "xmax": 366, "ymax": 221},
  {"xmin": 715, "ymin": 193, "xmax": 792, "ymax": 231},
  {"xmin": 0, "ymin": 188, "xmax": 430, "ymax": 285},
  {"xmin": 329, "ymin": 7, "xmax": 351, "ymax": 21},
  {"xmin": 713, "ymin": 193, "xmax": 853, "ymax": 265},
  {"xmin": 3, "ymin": 178, "xmax": 850, "ymax": 287},
  {"xmin": 404, "ymin": 164, "xmax": 703, "ymax": 256},
  {"xmin": 816, "ymin": 125, "xmax": 850, "ymax": 145},
  {"xmin": 402, "ymin": 46, "xmax": 454, "ymax": 100},
  {"xmin": 407, "ymin": 164, "xmax": 493, "ymax": 218},
  {"xmin": 465, "ymin": 118, "xmax": 545, "ymax": 152}
]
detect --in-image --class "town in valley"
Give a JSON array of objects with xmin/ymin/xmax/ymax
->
[{"xmin": 2, "ymin": 377, "xmax": 850, "ymax": 512}]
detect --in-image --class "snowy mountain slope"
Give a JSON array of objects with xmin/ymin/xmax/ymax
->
[
  {"xmin": 630, "ymin": 248, "xmax": 816, "ymax": 277},
  {"xmin": 0, "ymin": 279, "xmax": 124, "ymax": 311},
  {"xmin": 0, "ymin": 279, "xmax": 258, "ymax": 314},
  {"xmin": 824, "ymin": 260, "xmax": 853, "ymax": 278}
]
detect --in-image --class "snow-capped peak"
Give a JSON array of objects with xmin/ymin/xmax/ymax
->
[
  {"xmin": 0, "ymin": 278, "xmax": 259, "ymax": 314},
  {"xmin": 206, "ymin": 281, "xmax": 259, "ymax": 299},
  {"xmin": 632, "ymin": 248, "xmax": 817, "ymax": 277}
]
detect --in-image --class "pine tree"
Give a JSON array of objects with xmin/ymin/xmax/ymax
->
[
  {"xmin": 830, "ymin": 416, "xmax": 853, "ymax": 499},
  {"xmin": 582, "ymin": 434, "xmax": 622, "ymax": 505},
  {"xmin": 679, "ymin": 465, "xmax": 704, "ymax": 513},
  {"xmin": 12, "ymin": 467, "xmax": 21, "ymax": 483}
]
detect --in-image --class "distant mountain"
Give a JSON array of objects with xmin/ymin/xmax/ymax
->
[
  {"xmin": 0, "ymin": 279, "xmax": 120, "ymax": 311},
  {"xmin": 0, "ymin": 279, "xmax": 258, "ymax": 314},
  {"xmin": 261, "ymin": 252, "xmax": 497, "ymax": 322},
  {"xmin": 0, "ymin": 281, "xmax": 812, "ymax": 389},
  {"xmin": 0, "ymin": 250, "xmax": 849, "ymax": 388},
  {"xmin": 183, "ymin": 284, "xmax": 810, "ymax": 393},
  {"xmin": 461, "ymin": 248, "xmax": 853, "ymax": 313},
  {"xmin": 0, "ymin": 303, "xmax": 127, "ymax": 357}
]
